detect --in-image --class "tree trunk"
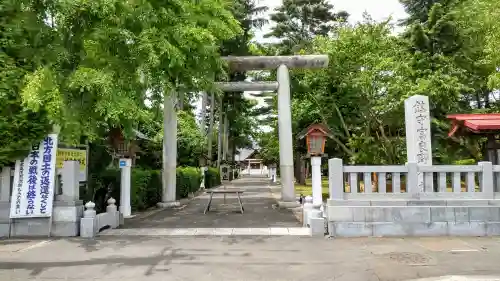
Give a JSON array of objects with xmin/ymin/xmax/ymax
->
[
  {"xmin": 294, "ymin": 153, "xmax": 306, "ymax": 185},
  {"xmin": 223, "ymin": 113, "xmax": 229, "ymax": 162},
  {"xmin": 207, "ymin": 93, "xmax": 215, "ymax": 165},
  {"xmin": 199, "ymin": 92, "xmax": 208, "ymax": 167},
  {"xmin": 216, "ymin": 96, "xmax": 223, "ymax": 168}
]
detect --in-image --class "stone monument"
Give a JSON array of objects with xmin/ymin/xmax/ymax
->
[{"xmin": 404, "ymin": 95, "xmax": 433, "ymax": 193}]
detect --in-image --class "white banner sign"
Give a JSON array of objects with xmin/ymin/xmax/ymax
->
[{"xmin": 10, "ymin": 134, "xmax": 58, "ymax": 218}]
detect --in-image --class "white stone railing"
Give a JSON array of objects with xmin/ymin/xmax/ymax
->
[
  {"xmin": 80, "ymin": 198, "xmax": 120, "ymax": 238},
  {"xmin": 328, "ymin": 158, "xmax": 498, "ymax": 200},
  {"xmin": 325, "ymin": 159, "xmax": 500, "ymax": 237}
]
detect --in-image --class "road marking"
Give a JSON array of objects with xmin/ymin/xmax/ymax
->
[
  {"xmin": 449, "ymin": 249, "xmax": 480, "ymax": 253},
  {"xmin": 16, "ymin": 240, "xmax": 52, "ymax": 252}
]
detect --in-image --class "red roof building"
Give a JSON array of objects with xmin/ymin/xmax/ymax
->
[{"xmin": 447, "ymin": 113, "xmax": 500, "ymax": 164}]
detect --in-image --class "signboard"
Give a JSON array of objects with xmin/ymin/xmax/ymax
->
[
  {"xmin": 56, "ymin": 148, "xmax": 87, "ymax": 181},
  {"xmin": 10, "ymin": 134, "xmax": 58, "ymax": 218}
]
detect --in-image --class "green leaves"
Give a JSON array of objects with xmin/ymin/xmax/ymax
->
[
  {"xmin": 265, "ymin": 0, "xmax": 347, "ymax": 54},
  {"xmin": 0, "ymin": 1, "xmax": 54, "ymax": 166}
]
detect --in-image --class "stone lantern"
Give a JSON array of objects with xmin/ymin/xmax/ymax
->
[{"xmin": 297, "ymin": 123, "xmax": 333, "ymax": 222}]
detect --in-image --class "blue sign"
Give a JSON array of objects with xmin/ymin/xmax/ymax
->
[{"xmin": 119, "ymin": 160, "xmax": 126, "ymax": 168}]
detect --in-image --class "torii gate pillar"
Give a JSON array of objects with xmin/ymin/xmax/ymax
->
[{"xmin": 222, "ymin": 55, "xmax": 329, "ymax": 207}]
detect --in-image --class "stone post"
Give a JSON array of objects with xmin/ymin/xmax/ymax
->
[
  {"xmin": 404, "ymin": 95, "xmax": 433, "ymax": 193},
  {"xmin": 302, "ymin": 196, "xmax": 313, "ymax": 227},
  {"xmin": 59, "ymin": 161, "xmax": 80, "ymax": 201},
  {"xmin": 328, "ymin": 158, "xmax": 343, "ymax": 200},
  {"xmin": 160, "ymin": 91, "xmax": 179, "ymax": 207},
  {"xmin": 0, "ymin": 167, "xmax": 11, "ymax": 203},
  {"xmin": 277, "ymin": 64, "xmax": 295, "ymax": 203},
  {"xmin": 106, "ymin": 198, "xmax": 120, "ymax": 228},
  {"xmin": 311, "ymin": 157, "xmax": 323, "ymax": 206},
  {"xmin": 309, "ymin": 156, "xmax": 324, "ymax": 235},
  {"xmin": 119, "ymin": 158, "xmax": 132, "ymax": 217},
  {"xmin": 479, "ymin": 161, "xmax": 494, "ymax": 198},
  {"xmin": 80, "ymin": 201, "xmax": 96, "ymax": 238},
  {"xmin": 406, "ymin": 162, "xmax": 419, "ymax": 198}
]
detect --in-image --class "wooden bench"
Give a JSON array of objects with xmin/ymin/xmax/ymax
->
[{"xmin": 204, "ymin": 189, "xmax": 245, "ymax": 214}]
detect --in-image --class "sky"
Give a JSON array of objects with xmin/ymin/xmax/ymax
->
[
  {"xmin": 253, "ymin": 0, "xmax": 408, "ymax": 43},
  {"xmin": 196, "ymin": 0, "xmax": 408, "ymax": 129}
]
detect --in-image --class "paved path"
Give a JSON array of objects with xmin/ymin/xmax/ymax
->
[
  {"xmin": 4, "ymin": 177, "xmax": 500, "ymax": 280},
  {"xmin": 102, "ymin": 177, "xmax": 303, "ymax": 237},
  {"xmin": 3, "ymin": 236, "xmax": 500, "ymax": 280}
]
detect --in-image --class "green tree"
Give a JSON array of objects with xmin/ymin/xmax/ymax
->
[
  {"xmin": 400, "ymin": 0, "xmax": 456, "ymax": 24},
  {"xmin": 265, "ymin": 0, "xmax": 348, "ymax": 53},
  {"xmin": 0, "ymin": 0, "xmax": 54, "ymax": 166},
  {"xmin": 20, "ymin": 0, "xmax": 241, "ymax": 145},
  {"xmin": 216, "ymin": 0, "xmax": 268, "ymax": 164},
  {"xmin": 454, "ymin": 0, "xmax": 500, "ymax": 90},
  {"xmin": 290, "ymin": 19, "xmax": 474, "ymax": 165}
]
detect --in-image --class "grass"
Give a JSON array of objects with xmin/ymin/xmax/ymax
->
[
  {"xmin": 295, "ymin": 177, "xmax": 330, "ymax": 200},
  {"xmin": 295, "ymin": 176, "xmax": 481, "ymax": 201}
]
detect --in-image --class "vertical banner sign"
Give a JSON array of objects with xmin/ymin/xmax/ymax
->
[{"xmin": 9, "ymin": 134, "xmax": 58, "ymax": 218}]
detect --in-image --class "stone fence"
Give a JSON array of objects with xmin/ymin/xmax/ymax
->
[
  {"xmin": 80, "ymin": 198, "xmax": 121, "ymax": 238},
  {"xmin": 326, "ymin": 159, "xmax": 500, "ymax": 237}
]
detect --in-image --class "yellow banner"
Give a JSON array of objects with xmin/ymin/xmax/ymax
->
[{"xmin": 56, "ymin": 148, "xmax": 87, "ymax": 172}]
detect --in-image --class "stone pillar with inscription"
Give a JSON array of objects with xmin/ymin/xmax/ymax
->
[{"xmin": 404, "ymin": 95, "xmax": 433, "ymax": 194}]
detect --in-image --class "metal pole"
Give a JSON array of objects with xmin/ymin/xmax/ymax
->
[{"xmin": 277, "ymin": 64, "xmax": 295, "ymax": 203}]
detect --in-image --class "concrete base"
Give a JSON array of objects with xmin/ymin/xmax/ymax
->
[
  {"xmin": 277, "ymin": 201, "xmax": 301, "ymax": 209},
  {"xmin": 0, "ymin": 201, "xmax": 83, "ymax": 237},
  {"xmin": 279, "ymin": 165, "xmax": 295, "ymax": 201},
  {"xmin": 328, "ymin": 221, "xmax": 500, "ymax": 237},
  {"xmin": 310, "ymin": 217, "xmax": 325, "ymax": 236},
  {"xmin": 0, "ymin": 220, "xmax": 81, "ymax": 237},
  {"xmin": 157, "ymin": 201, "xmax": 181, "ymax": 208},
  {"xmin": 327, "ymin": 199, "xmax": 500, "ymax": 237}
]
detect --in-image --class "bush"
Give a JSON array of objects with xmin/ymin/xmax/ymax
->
[
  {"xmin": 205, "ymin": 167, "xmax": 221, "ymax": 189},
  {"xmin": 91, "ymin": 166, "xmax": 204, "ymax": 212},
  {"xmin": 176, "ymin": 167, "xmax": 202, "ymax": 199},
  {"xmin": 453, "ymin": 159, "xmax": 476, "ymax": 165}
]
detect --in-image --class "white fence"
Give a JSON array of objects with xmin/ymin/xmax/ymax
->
[
  {"xmin": 328, "ymin": 159, "xmax": 498, "ymax": 200},
  {"xmin": 325, "ymin": 159, "xmax": 500, "ymax": 237},
  {"xmin": 80, "ymin": 198, "xmax": 120, "ymax": 238}
]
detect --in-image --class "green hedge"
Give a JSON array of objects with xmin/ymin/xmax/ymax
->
[
  {"xmin": 91, "ymin": 166, "xmax": 215, "ymax": 212},
  {"xmin": 205, "ymin": 167, "xmax": 221, "ymax": 189},
  {"xmin": 177, "ymin": 167, "xmax": 202, "ymax": 199}
]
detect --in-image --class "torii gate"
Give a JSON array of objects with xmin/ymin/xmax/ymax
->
[{"xmin": 159, "ymin": 55, "xmax": 329, "ymax": 208}]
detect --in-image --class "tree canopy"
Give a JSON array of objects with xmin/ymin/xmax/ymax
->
[{"xmin": 2, "ymin": 0, "xmax": 500, "ymax": 175}]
